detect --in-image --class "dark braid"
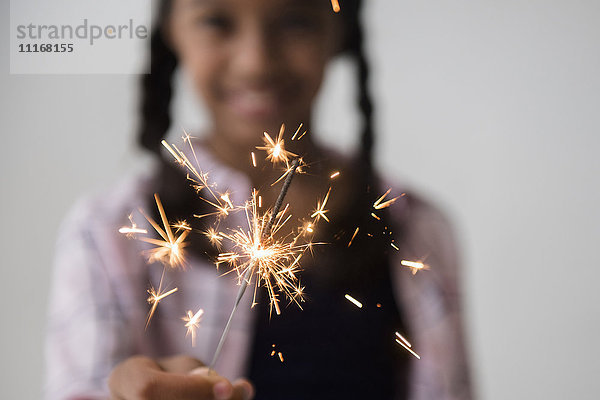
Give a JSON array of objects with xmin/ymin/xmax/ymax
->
[
  {"xmin": 139, "ymin": 0, "xmax": 177, "ymax": 154},
  {"xmin": 138, "ymin": 0, "xmax": 217, "ymax": 259},
  {"xmin": 339, "ymin": 0, "xmax": 374, "ymax": 175},
  {"xmin": 351, "ymin": 4, "xmax": 375, "ymax": 174}
]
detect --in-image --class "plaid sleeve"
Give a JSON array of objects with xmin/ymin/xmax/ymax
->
[
  {"xmin": 392, "ymin": 193, "xmax": 473, "ymax": 400},
  {"xmin": 44, "ymin": 200, "xmax": 134, "ymax": 400}
]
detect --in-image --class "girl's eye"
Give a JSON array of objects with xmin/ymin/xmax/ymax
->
[
  {"xmin": 194, "ymin": 14, "xmax": 233, "ymax": 32},
  {"xmin": 278, "ymin": 13, "xmax": 320, "ymax": 33}
]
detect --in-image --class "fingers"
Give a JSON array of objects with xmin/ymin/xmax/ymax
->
[
  {"xmin": 232, "ymin": 378, "xmax": 255, "ymax": 400},
  {"xmin": 108, "ymin": 355, "xmax": 254, "ymax": 400},
  {"xmin": 108, "ymin": 355, "xmax": 162, "ymax": 399},
  {"xmin": 157, "ymin": 354, "xmax": 205, "ymax": 374},
  {"xmin": 190, "ymin": 368, "xmax": 254, "ymax": 400}
]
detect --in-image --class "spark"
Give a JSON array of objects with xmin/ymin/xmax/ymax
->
[
  {"xmin": 296, "ymin": 130, "xmax": 307, "ymax": 140},
  {"xmin": 118, "ymin": 226, "xmax": 147, "ymax": 235},
  {"xmin": 331, "ymin": 0, "xmax": 340, "ymax": 13},
  {"xmin": 216, "ymin": 186, "xmax": 313, "ymax": 316},
  {"xmin": 182, "ymin": 308, "xmax": 205, "ymax": 346},
  {"xmin": 371, "ymin": 213, "xmax": 381, "ymax": 221},
  {"xmin": 373, "ymin": 189, "xmax": 404, "ymax": 210},
  {"xmin": 330, "ymin": 171, "xmax": 340, "ymax": 179},
  {"xmin": 121, "ymin": 196, "xmax": 187, "ymax": 327},
  {"xmin": 256, "ymin": 124, "xmax": 297, "ymax": 165},
  {"xmin": 395, "ymin": 331, "xmax": 412, "ymax": 348},
  {"xmin": 146, "ymin": 286, "xmax": 178, "ymax": 329},
  {"xmin": 251, "ymin": 152, "xmax": 257, "ymax": 167},
  {"xmin": 172, "ymin": 220, "xmax": 192, "ymax": 231},
  {"xmin": 278, "ymin": 352, "xmax": 284, "ymax": 362},
  {"xmin": 119, "ymin": 214, "xmax": 147, "ymax": 236},
  {"xmin": 302, "ymin": 220, "xmax": 315, "ymax": 235},
  {"xmin": 291, "ymin": 123, "xmax": 304, "ymax": 140},
  {"xmin": 395, "ymin": 336, "xmax": 421, "ymax": 360},
  {"xmin": 311, "ymin": 187, "xmax": 331, "ymax": 223},
  {"xmin": 161, "ymin": 140, "xmax": 240, "ymax": 219},
  {"xmin": 137, "ymin": 194, "xmax": 189, "ymax": 268},
  {"xmin": 401, "ymin": 260, "xmax": 429, "ymax": 275},
  {"xmin": 391, "ymin": 242, "xmax": 400, "ymax": 251},
  {"xmin": 270, "ymin": 157, "xmax": 307, "ymax": 186},
  {"xmin": 203, "ymin": 227, "xmax": 223, "ymax": 248},
  {"xmin": 345, "ymin": 294, "xmax": 363, "ymax": 308},
  {"xmin": 347, "ymin": 227, "xmax": 359, "ymax": 247}
]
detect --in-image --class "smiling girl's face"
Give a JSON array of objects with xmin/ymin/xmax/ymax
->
[{"xmin": 167, "ymin": 0, "xmax": 341, "ymax": 150}]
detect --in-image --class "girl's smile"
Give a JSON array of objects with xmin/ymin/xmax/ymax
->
[{"xmin": 167, "ymin": 0, "xmax": 340, "ymax": 149}]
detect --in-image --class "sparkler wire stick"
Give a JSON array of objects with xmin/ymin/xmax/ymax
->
[{"xmin": 209, "ymin": 158, "xmax": 301, "ymax": 370}]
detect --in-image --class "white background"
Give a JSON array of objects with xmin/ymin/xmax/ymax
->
[{"xmin": 1, "ymin": 0, "xmax": 599, "ymax": 399}]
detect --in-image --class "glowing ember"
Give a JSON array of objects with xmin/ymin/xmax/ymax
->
[
  {"xmin": 182, "ymin": 308, "xmax": 204, "ymax": 346},
  {"xmin": 137, "ymin": 194, "xmax": 189, "ymax": 268},
  {"xmin": 119, "ymin": 215, "xmax": 147, "ymax": 236},
  {"xmin": 395, "ymin": 335, "xmax": 421, "ymax": 360},
  {"xmin": 373, "ymin": 189, "xmax": 403, "ymax": 210},
  {"xmin": 146, "ymin": 286, "xmax": 178, "ymax": 329},
  {"xmin": 344, "ymin": 294, "xmax": 363, "ymax": 308},
  {"xmin": 331, "ymin": 0, "xmax": 340, "ymax": 13},
  {"xmin": 348, "ymin": 227, "xmax": 360, "ymax": 247},
  {"xmin": 401, "ymin": 260, "xmax": 428, "ymax": 275},
  {"xmin": 256, "ymin": 124, "xmax": 297, "ymax": 165},
  {"xmin": 311, "ymin": 187, "xmax": 331, "ymax": 223}
]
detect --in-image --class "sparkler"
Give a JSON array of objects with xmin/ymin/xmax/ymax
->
[{"xmin": 209, "ymin": 158, "xmax": 302, "ymax": 370}]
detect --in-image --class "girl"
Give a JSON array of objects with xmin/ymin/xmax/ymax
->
[{"xmin": 45, "ymin": 0, "xmax": 472, "ymax": 399}]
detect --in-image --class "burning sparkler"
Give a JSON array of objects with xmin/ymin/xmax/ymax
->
[{"xmin": 210, "ymin": 158, "xmax": 302, "ymax": 370}]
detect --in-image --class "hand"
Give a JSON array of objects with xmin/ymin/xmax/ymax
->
[{"xmin": 108, "ymin": 355, "xmax": 254, "ymax": 400}]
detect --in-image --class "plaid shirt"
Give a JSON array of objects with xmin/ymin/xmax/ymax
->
[{"xmin": 45, "ymin": 146, "xmax": 472, "ymax": 399}]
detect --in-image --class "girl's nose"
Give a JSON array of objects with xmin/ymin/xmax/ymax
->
[{"xmin": 231, "ymin": 25, "xmax": 278, "ymax": 83}]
